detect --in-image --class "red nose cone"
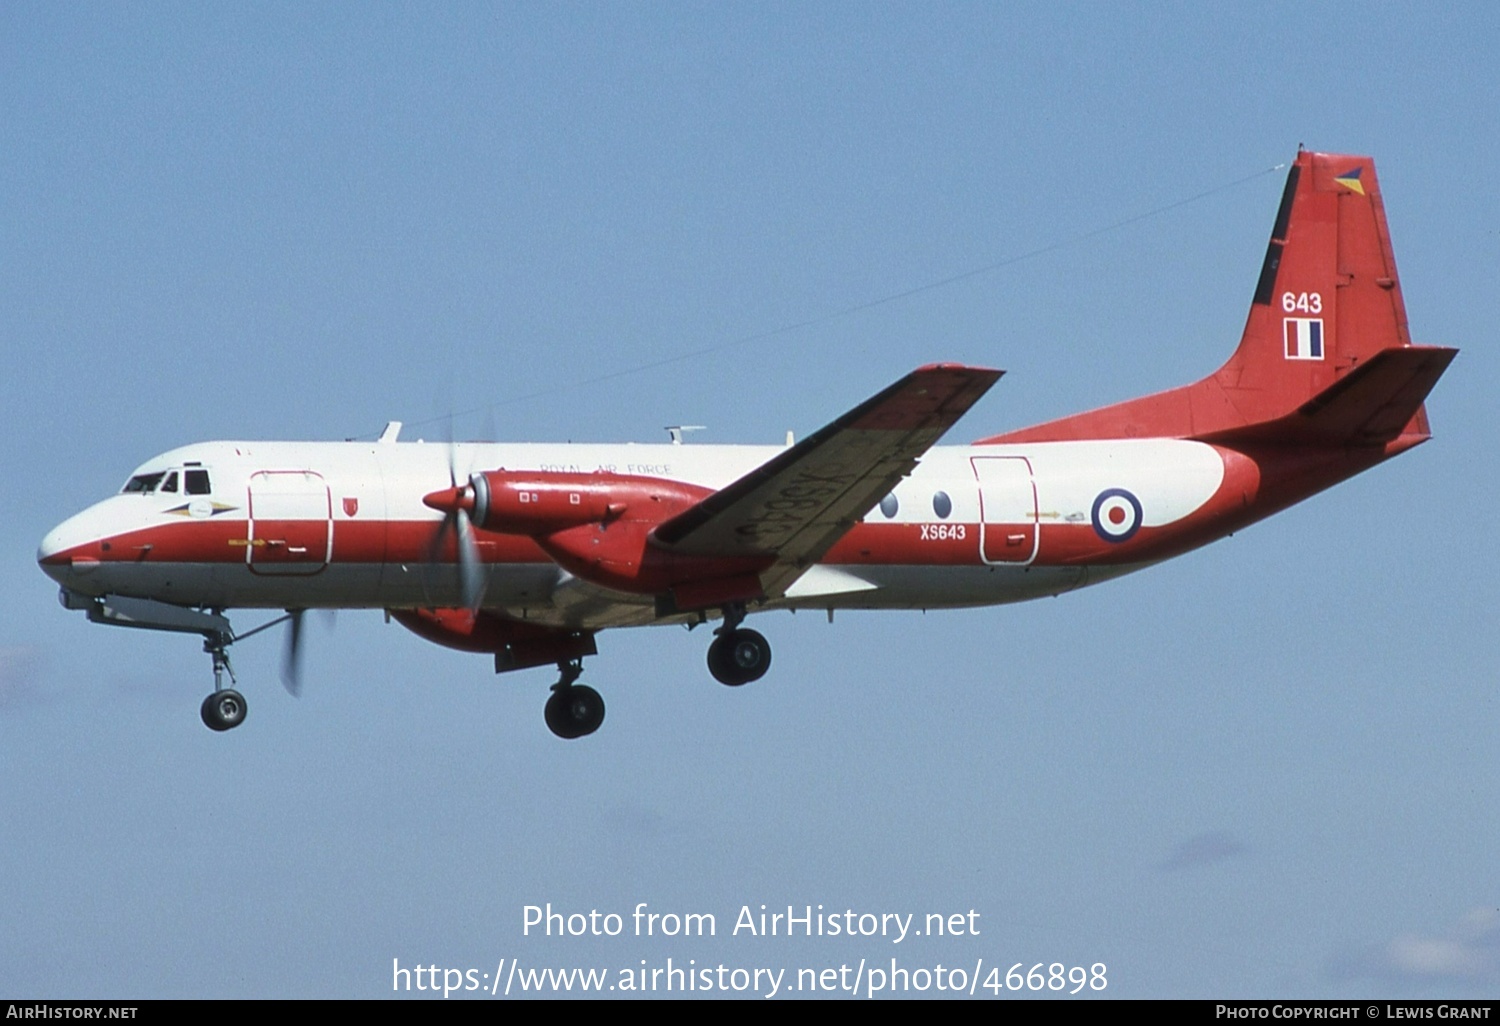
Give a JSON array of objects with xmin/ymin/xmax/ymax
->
[{"xmin": 422, "ymin": 486, "xmax": 473, "ymax": 514}]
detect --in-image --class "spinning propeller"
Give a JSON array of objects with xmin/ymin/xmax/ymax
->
[
  {"xmin": 280, "ymin": 608, "xmax": 306, "ymax": 697},
  {"xmin": 421, "ymin": 441, "xmax": 486, "ymax": 614},
  {"xmin": 279, "ymin": 608, "xmax": 335, "ymax": 697}
]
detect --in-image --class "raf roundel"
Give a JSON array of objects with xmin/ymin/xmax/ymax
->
[{"xmin": 1091, "ymin": 488, "xmax": 1143, "ymax": 543}]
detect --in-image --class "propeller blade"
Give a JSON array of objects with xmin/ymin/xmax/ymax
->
[
  {"xmin": 445, "ymin": 415, "xmax": 460, "ymax": 487},
  {"xmin": 280, "ymin": 609, "xmax": 306, "ymax": 697},
  {"xmin": 431, "ymin": 426, "xmax": 486, "ymax": 612},
  {"xmin": 457, "ymin": 509, "xmax": 485, "ymax": 613},
  {"xmin": 424, "ymin": 505, "xmax": 455, "ymax": 565}
]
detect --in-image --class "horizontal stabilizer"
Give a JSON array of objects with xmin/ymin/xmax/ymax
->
[{"xmin": 1194, "ymin": 345, "xmax": 1457, "ymax": 447}]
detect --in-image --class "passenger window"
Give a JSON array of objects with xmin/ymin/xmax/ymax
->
[
  {"xmin": 160, "ymin": 472, "xmax": 179, "ymax": 493},
  {"xmin": 185, "ymin": 470, "xmax": 211, "ymax": 495}
]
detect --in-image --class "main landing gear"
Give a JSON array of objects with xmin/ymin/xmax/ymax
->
[
  {"xmin": 535, "ymin": 604, "xmax": 774, "ymax": 739},
  {"xmin": 543, "ymin": 659, "xmax": 605, "ymax": 740},
  {"xmin": 705, "ymin": 604, "xmax": 772, "ymax": 687}
]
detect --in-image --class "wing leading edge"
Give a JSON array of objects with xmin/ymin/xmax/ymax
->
[{"xmin": 652, "ymin": 363, "xmax": 1002, "ymax": 598}]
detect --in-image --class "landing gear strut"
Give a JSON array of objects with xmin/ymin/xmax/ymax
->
[
  {"xmin": 544, "ymin": 659, "xmax": 605, "ymax": 739},
  {"xmin": 61, "ymin": 592, "xmax": 268, "ymax": 733},
  {"xmin": 199, "ymin": 628, "xmax": 247, "ymax": 731},
  {"xmin": 706, "ymin": 603, "xmax": 772, "ymax": 686}
]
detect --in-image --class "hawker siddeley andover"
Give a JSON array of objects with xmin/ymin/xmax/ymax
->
[{"xmin": 39, "ymin": 150, "xmax": 1456, "ymax": 739}]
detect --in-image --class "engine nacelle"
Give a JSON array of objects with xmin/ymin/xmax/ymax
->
[
  {"xmin": 425, "ymin": 470, "xmax": 711, "ymax": 537},
  {"xmin": 387, "ymin": 607, "xmax": 596, "ymax": 673},
  {"xmin": 422, "ymin": 469, "xmax": 770, "ymax": 607},
  {"xmin": 470, "ymin": 471, "xmax": 622, "ymax": 535}
]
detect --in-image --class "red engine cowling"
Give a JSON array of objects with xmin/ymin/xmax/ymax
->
[
  {"xmin": 471, "ymin": 471, "xmax": 622, "ymax": 535},
  {"xmin": 423, "ymin": 469, "xmax": 772, "ymax": 608},
  {"xmin": 425, "ymin": 470, "xmax": 709, "ymax": 536}
]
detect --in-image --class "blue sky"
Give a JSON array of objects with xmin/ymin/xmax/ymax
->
[{"xmin": 3, "ymin": 2, "xmax": 1498, "ymax": 999}]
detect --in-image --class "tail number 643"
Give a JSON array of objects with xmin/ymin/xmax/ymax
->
[{"xmin": 1281, "ymin": 291, "xmax": 1322, "ymax": 314}]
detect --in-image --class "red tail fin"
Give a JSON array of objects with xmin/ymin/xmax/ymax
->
[{"xmin": 981, "ymin": 150, "xmax": 1451, "ymax": 445}]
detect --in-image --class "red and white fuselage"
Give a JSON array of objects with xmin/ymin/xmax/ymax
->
[{"xmin": 38, "ymin": 434, "xmax": 1249, "ymax": 625}]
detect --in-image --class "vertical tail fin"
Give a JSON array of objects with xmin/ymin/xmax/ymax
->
[
  {"xmin": 1216, "ymin": 151, "xmax": 1411, "ymax": 423},
  {"xmin": 981, "ymin": 151, "xmax": 1449, "ymax": 445}
]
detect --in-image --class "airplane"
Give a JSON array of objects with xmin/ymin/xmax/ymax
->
[{"xmin": 37, "ymin": 150, "xmax": 1456, "ymax": 740}]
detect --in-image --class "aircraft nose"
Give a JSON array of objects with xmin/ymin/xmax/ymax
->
[
  {"xmin": 37, "ymin": 512, "xmax": 99, "ymax": 586},
  {"xmin": 38, "ymin": 523, "xmax": 68, "ymax": 566},
  {"xmin": 38, "ymin": 524, "xmax": 72, "ymax": 585}
]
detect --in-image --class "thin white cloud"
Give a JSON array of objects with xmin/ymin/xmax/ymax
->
[{"xmin": 1334, "ymin": 907, "xmax": 1500, "ymax": 984}]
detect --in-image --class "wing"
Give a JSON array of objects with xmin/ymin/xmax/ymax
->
[{"xmin": 651, "ymin": 363, "xmax": 1002, "ymax": 597}]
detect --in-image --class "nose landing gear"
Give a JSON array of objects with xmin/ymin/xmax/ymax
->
[
  {"xmin": 57, "ymin": 591, "xmax": 309, "ymax": 734},
  {"xmin": 199, "ymin": 629, "xmax": 247, "ymax": 732}
]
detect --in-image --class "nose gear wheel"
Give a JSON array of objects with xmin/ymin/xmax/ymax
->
[{"xmin": 201, "ymin": 689, "xmax": 247, "ymax": 731}]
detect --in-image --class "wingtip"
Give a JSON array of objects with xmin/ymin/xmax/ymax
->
[{"xmin": 913, "ymin": 361, "xmax": 1004, "ymax": 377}]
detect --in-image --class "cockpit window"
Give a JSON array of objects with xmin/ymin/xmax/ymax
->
[
  {"xmin": 123, "ymin": 472, "xmax": 166, "ymax": 494},
  {"xmin": 185, "ymin": 470, "xmax": 211, "ymax": 495},
  {"xmin": 160, "ymin": 471, "xmax": 179, "ymax": 493}
]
